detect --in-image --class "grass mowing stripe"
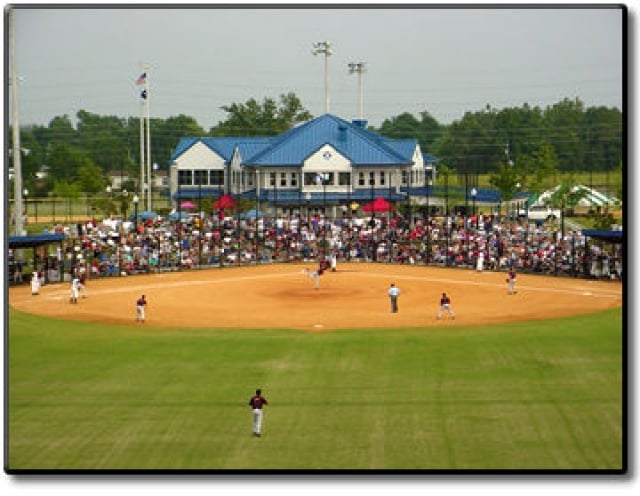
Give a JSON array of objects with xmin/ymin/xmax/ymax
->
[{"xmin": 7, "ymin": 307, "xmax": 622, "ymax": 470}]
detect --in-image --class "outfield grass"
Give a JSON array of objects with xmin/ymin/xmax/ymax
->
[{"xmin": 7, "ymin": 308, "xmax": 623, "ymax": 472}]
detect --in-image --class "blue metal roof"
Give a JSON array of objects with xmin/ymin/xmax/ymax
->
[
  {"xmin": 581, "ymin": 229, "xmax": 623, "ymax": 242},
  {"xmin": 170, "ymin": 136, "xmax": 269, "ymax": 163},
  {"xmin": 8, "ymin": 233, "xmax": 67, "ymax": 249},
  {"xmin": 244, "ymin": 114, "xmax": 415, "ymax": 167},
  {"xmin": 169, "ymin": 115, "xmax": 439, "ymax": 169}
]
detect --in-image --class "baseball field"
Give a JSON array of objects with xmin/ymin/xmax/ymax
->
[{"xmin": 6, "ymin": 263, "xmax": 624, "ymax": 471}]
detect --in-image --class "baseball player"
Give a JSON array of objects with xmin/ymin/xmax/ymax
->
[
  {"xmin": 136, "ymin": 294, "xmax": 147, "ymax": 322},
  {"xmin": 476, "ymin": 251, "xmax": 485, "ymax": 272},
  {"xmin": 30, "ymin": 271, "xmax": 41, "ymax": 296},
  {"xmin": 507, "ymin": 268, "xmax": 517, "ymax": 294},
  {"xmin": 436, "ymin": 292, "xmax": 456, "ymax": 319},
  {"xmin": 69, "ymin": 277, "xmax": 82, "ymax": 304},
  {"xmin": 329, "ymin": 252, "xmax": 337, "ymax": 272},
  {"xmin": 79, "ymin": 271, "xmax": 89, "ymax": 298},
  {"xmin": 303, "ymin": 259, "xmax": 327, "ymax": 289},
  {"xmin": 388, "ymin": 283, "xmax": 400, "ymax": 313},
  {"xmin": 249, "ymin": 388, "xmax": 268, "ymax": 437}
]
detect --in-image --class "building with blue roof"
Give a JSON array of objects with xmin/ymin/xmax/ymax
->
[{"xmin": 169, "ymin": 113, "xmax": 439, "ymax": 215}]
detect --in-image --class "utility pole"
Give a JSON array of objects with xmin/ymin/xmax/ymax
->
[
  {"xmin": 9, "ymin": 7, "xmax": 24, "ymax": 236},
  {"xmin": 312, "ymin": 41, "xmax": 333, "ymax": 113},
  {"xmin": 348, "ymin": 62, "xmax": 366, "ymax": 120}
]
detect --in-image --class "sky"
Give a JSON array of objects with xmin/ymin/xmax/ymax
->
[{"xmin": 6, "ymin": 3, "xmax": 624, "ymax": 131}]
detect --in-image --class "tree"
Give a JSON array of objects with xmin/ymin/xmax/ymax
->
[
  {"xmin": 77, "ymin": 162, "xmax": 108, "ymax": 194},
  {"xmin": 46, "ymin": 142, "xmax": 91, "ymax": 182},
  {"xmin": 212, "ymin": 92, "xmax": 312, "ymax": 136},
  {"xmin": 529, "ymin": 143, "xmax": 560, "ymax": 197},
  {"xmin": 489, "ymin": 162, "xmax": 521, "ymax": 216},
  {"xmin": 545, "ymin": 179, "xmax": 588, "ymax": 236}
]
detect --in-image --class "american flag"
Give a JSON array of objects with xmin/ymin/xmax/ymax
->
[{"xmin": 135, "ymin": 72, "xmax": 147, "ymax": 85}]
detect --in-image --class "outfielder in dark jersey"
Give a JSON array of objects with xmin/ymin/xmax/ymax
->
[{"xmin": 249, "ymin": 388, "xmax": 268, "ymax": 437}]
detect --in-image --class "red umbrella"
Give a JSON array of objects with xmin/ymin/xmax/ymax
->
[
  {"xmin": 180, "ymin": 201, "xmax": 196, "ymax": 209},
  {"xmin": 214, "ymin": 194, "xmax": 235, "ymax": 210},
  {"xmin": 362, "ymin": 197, "xmax": 395, "ymax": 213}
]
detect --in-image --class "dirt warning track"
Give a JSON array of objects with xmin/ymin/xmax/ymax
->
[{"xmin": 9, "ymin": 263, "xmax": 622, "ymax": 331}]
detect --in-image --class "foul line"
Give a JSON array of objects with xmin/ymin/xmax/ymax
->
[{"xmin": 357, "ymin": 271, "xmax": 621, "ymax": 299}]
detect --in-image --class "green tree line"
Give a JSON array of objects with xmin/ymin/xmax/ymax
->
[{"xmin": 9, "ymin": 94, "xmax": 622, "ymax": 200}]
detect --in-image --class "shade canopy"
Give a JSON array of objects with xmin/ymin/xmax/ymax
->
[
  {"xmin": 132, "ymin": 210, "xmax": 158, "ymax": 221},
  {"xmin": 240, "ymin": 209, "xmax": 264, "ymax": 219},
  {"xmin": 362, "ymin": 197, "xmax": 395, "ymax": 213},
  {"xmin": 214, "ymin": 194, "xmax": 236, "ymax": 210},
  {"xmin": 167, "ymin": 211, "xmax": 191, "ymax": 220}
]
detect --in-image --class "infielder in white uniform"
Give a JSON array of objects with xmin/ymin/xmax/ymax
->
[
  {"xmin": 69, "ymin": 277, "xmax": 81, "ymax": 304},
  {"xmin": 31, "ymin": 272, "xmax": 41, "ymax": 296}
]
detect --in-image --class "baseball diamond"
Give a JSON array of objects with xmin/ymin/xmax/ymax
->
[{"xmin": 9, "ymin": 263, "xmax": 622, "ymax": 330}]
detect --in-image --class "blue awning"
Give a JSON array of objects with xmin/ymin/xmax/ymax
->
[
  {"xmin": 8, "ymin": 233, "xmax": 67, "ymax": 249},
  {"xmin": 581, "ymin": 229, "xmax": 623, "ymax": 243}
]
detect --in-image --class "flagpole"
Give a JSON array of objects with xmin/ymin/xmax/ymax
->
[
  {"xmin": 145, "ymin": 65, "xmax": 152, "ymax": 212},
  {"xmin": 139, "ymin": 88, "xmax": 145, "ymax": 208}
]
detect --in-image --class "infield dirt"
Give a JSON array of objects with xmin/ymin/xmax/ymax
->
[{"xmin": 9, "ymin": 263, "xmax": 622, "ymax": 331}]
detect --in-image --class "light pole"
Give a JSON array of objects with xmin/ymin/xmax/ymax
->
[
  {"xmin": 23, "ymin": 188, "xmax": 28, "ymax": 223},
  {"xmin": 133, "ymin": 194, "xmax": 139, "ymax": 232},
  {"xmin": 312, "ymin": 41, "xmax": 332, "ymax": 113},
  {"xmin": 316, "ymin": 173, "xmax": 330, "ymax": 252},
  {"xmin": 348, "ymin": 61, "xmax": 366, "ymax": 119},
  {"xmin": 305, "ymin": 191, "xmax": 311, "ymax": 227},
  {"xmin": 470, "ymin": 187, "xmax": 477, "ymax": 230},
  {"xmin": 106, "ymin": 185, "xmax": 112, "ymax": 217},
  {"xmin": 425, "ymin": 177, "xmax": 431, "ymax": 264}
]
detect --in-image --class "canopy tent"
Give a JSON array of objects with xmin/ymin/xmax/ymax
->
[
  {"xmin": 239, "ymin": 209, "xmax": 264, "ymax": 219},
  {"xmin": 167, "ymin": 211, "xmax": 191, "ymax": 220},
  {"xmin": 363, "ymin": 197, "xmax": 395, "ymax": 213},
  {"xmin": 533, "ymin": 185, "xmax": 620, "ymax": 208},
  {"xmin": 130, "ymin": 210, "xmax": 158, "ymax": 221},
  {"xmin": 214, "ymin": 194, "xmax": 236, "ymax": 210}
]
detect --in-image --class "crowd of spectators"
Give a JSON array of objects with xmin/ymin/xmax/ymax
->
[{"xmin": 11, "ymin": 209, "xmax": 623, "ymax": 285}]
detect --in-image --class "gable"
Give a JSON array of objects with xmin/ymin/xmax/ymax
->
[
  {"xmin": 174, "ymin": 141, "xmax": 226, "ymax": 169},
  {"xmin": 303, "ymin": 145, "xmax": 351, "ymax": 171}
]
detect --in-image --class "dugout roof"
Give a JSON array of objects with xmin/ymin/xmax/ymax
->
[{"xmin": 8, "ymin": 233, "xmax": 67, "ymax": 249}]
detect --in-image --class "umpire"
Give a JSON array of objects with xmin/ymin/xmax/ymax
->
[{"xmin": 388, "ymin": 283, "xmax": 400, "ymax": 313}]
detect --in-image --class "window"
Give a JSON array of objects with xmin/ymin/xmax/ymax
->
[
  {"xmin": 358, "ymin": 172, "xmax": 365, "ymax": 186},
  {"xmin": 369, "ymin": 171, "xmax": 375, "ymax": 186},
  {"xmin": 338, "ymin": 172, "xmax": 351, "ymax": 186},
  {"xmin": 178, "ymin": 170, "xmax": 193, "ymax": 186},
  {"xmin": 210, "ymin": 170, "xmax": 224, "ymax": 186},
  {"xmin": 269, "ymin": 172, "xmax": 276, "ymax": 187},
  {"xmin": 290, "ymin": 173, "xmax": 298, "ymax": 187},
  {"xmin": 194, "ymin": 169, "xmax": 208, "ymax": 186},
  {"xmin": 401, "ymin": 170, "xmax": 408, "ymax": 185},
  {"xmin": 280, "ymin": 172, "xmax": 287, "ymax": 187},
  {"xmin": 379, "ymin": 171, "xmax": 385, "ymax": 186},
  {"xmin": 304, "ymin": 172, "xmax": 332, "ymax": 186}
]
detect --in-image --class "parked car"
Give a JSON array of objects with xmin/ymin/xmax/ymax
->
[{"xmin": 520, "ymin": 205, "xmax": 562, "ymax": 222}]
